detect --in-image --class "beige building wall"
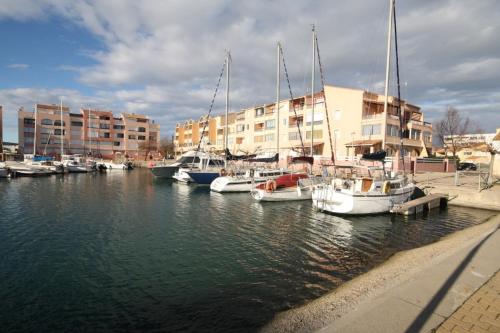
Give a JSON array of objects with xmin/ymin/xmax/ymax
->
[
  {"xmin": 18, "ymin": 104, "xmax": 160, "ymax": 159},
  {"xmin": 0, "ymin": 105, "xmax": 3, "ymax": 153},
  {"xmin": 173, "ymin": 85, "xmax": 433, "ymax": 161}
]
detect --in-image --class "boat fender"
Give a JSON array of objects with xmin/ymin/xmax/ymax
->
[
  {"xmin": 220, "ymin": 168, "xmax": 227, "ymax": 176},
  {"xmin": 383, "ymin": 181, "xmax": 390, "ymax": 194},
  {"xmin": 265, "ymin": 179, "xmax": 276, "ymax": 193}
]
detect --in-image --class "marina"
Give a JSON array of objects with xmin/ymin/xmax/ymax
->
[{"xmin": 0, "ymin": 169, "xmax": 497, "ymax": 332}]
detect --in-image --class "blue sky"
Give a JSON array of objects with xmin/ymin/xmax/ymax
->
[{"xmin": 1, "ymin": 0, "xmax": 499, "ymax": 142}]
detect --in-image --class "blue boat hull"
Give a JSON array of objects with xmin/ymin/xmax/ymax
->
[{"xmin": 187, "ymin": 171, "xmax": 220, "ymax": 185}]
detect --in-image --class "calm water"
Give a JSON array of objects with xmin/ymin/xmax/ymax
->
[{"xmin": 0, "ymin": 170, "xmax": 496, "ymax": 332}]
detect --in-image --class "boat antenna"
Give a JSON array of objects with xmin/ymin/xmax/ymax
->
[
  {"xmin": 315, "ymin": 28, "xmax": 335, "ymax": 166},
  {"xmin": 193, "ymin": 53, "xmax": 227, "ymax": 168},
  {"xmin": 280, "ymin": 44, "xmax": 306, "ymax": 157},
  {"xmin": 276, "ymin": 42, "xmax": 280, "ymax": 166},
  {"xmin": 392, "ymin": 0, "xmax": 406, "ymax": 174},
  {"xmin": 60, "ymin": 97, "xmax": 64, "ymax": 158},
  {"xmin": 311, "ymin": 24, "xmax": 316, "ymax": 158}
]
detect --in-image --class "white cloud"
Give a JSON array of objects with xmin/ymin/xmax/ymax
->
[
  {"xmin": 7, "ymin": 63, "xmax": 29, "ymax": 69},
  {"xmin": 0, "ymin": 0, "xmax": 499, "ymax": 140}
]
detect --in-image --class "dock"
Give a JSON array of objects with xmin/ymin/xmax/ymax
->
[{"xmin": 390, "ymin": 193, "xmax": 449, "ymax": 215}]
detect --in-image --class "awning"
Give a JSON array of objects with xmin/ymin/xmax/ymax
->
[{"xmin": 345, "ymin": 140, "xmax": 382, "ymax": 147}]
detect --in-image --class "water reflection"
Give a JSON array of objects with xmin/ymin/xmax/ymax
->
[{"xmin": 0, "ymin": 169, "xmax": 496, "ymax": 332}]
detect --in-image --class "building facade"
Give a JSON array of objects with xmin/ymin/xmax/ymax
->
[
  {"xmin": 18, "ymin": 104, "xmax": 160, "ymax": 159},
  {"xmin": 0, "ymin": 105, "xmax": 3, "ymax": 154},
  {"xmin": 174, "ymin": 85, "xmax": 433, "ymax": 161}
]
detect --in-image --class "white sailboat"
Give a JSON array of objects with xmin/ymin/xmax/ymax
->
[
  {"xmin": 311, "ymin": 0, "xmax": 414, "ymax": 215},
  {"xmin": 211, "ymin": 47, "xmax": 287, "ymax": 193},
  {"xmin": 251, "ymin": 35, "xmax": 318, "ymax": 202}
]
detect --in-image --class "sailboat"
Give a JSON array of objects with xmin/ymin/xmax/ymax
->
[
  {"xmin": 311, "ymin": 0, "xmax": 414, "ymax": 215},
  {"xmin": 187, "ymin": 52, "xmax": 232, "ymax": 185},
  {"xmin": 210, "ymin": 45, "xmax": 290, "ymax": 193},
  {"xmin": 251, "ymin": 36, "xmax": 317, "ymax": 202}
]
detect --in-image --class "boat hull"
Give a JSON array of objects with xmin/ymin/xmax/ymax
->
[
  {"xmin": 251, "ymin": 186, "xmax": 312, "ymax": 201},
  {"xmin": 211, "ymin": 177, "xmax": 266, "ymax": 192},
  {"xmin": 312, "ymin": 184, "xmax": 414, "ymax": 215},
  {"xmin": 186, "ymin": 171, "xmax": 220, "ymax": 185},
  {"xmin": 151, "ymin": 165, "xmax": 179, "ymax": 178}
]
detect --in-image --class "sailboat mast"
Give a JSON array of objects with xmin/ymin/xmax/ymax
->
[
  {"xmin": 224, "ymin": 51, "xmax": 230, "ymax": 168},
  {"xmin": 276, "ymin": 42, "xmax": 281, "ymax": 162},
  {"xmin": 33, "ymin": 104, "xmax": 38, "ymax": 155},
  {"xmin": 60, "ymin": 98, "xmax": 64, "ymax": 157},
  {"xmin": 310, "ymin": 25, "xmax": 316, "ymax": 157},
  {"xmin": 382, "ymin": 0, "xmax": 394, "ymax": 152},
  {"xmin": 89, "ymin": 108, "xmax": 92, "ymax": 157}
]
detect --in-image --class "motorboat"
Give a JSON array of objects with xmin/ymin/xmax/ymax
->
[
  {"xmin": 103, "ymin": 161, "xmax": 133, "ymax": 171},
  {"xmin": 0, "ymin": 163, "xmax": 11, "ymax": 178},
  {"xmin": 151, "ymin": 150, "xmax": 211, "ymax": 178},
  {"xmin": 24, "ymin": 155, "xmax": 65, "ymax": 174},
  {"xmin": 174, "ymin": 152, "xmax": 225, "ymax": 184},
  {"xmin": 5, "ymin": 161, "xmax": 53, "ymax": 177},
  {"xmin": 62, "ymin": 155, "xmax": 96, "ymax": 173},
  {"xmin": 251, "ymin": 173, "xmax": 313, "ymax": 201},
  {"xmin": 311, "ymin": 165, "xmax": 414, "ymax": 215},
  {"xmin": 210, "ymin": 168, "xmax": 290, "ymax": 193}
]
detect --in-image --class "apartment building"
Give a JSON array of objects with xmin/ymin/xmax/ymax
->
[
  {"xmin": 18, "ymin": 104, "xmax": 160, "ymax": 159},
  {"xmin": 0, "ymin": 105, "xmax": 3, "ymax": 154},
  {"xmin": 174, "ymin": 85, "xmax": 433, "ymax": 160}
]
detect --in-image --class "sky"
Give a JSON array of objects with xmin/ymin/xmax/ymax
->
[{"xmin": 0, "ymin": 0, "xmax": 499, "ymax": 142}]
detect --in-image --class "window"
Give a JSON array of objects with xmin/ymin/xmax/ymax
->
[
  {"xmin": 254, "ymin": 135, "xmax": 264, "ymax": 143},
  {"xmin": 411, "ymin": 129, "xmax": 421, "ymax": 140},
  {"xmin": 138, "ymin": 127, "xmax": 146, "ymax": 132},
  {"xmin": 264, "ymin": 134, "xmax": 274, "ymax": 142},
  {"xmin": 99, "ymin": 116, "xmax": 110, "ymax": 120},
  {"xmin": 128, "ymin": 135, "xmax": 136, "ymax": 140},
  {"xmin": 71, "ymin": 140, "xmax": 83, "ymax": 145},
  {"xmin": 306, "ymin": 112, "xmax": 324, "ymax": 125},
  {"xmin": 236, "ymin": 124, "xmax": 245, "ymax": 132},
  {"xmin": 24, "ymin": 127, "xmax": 35, "ymax": 133},
  {"xmin": 54, "ymin": 120, "xmax": 65, "ymax": 126},
  {"xmin": 24, "ymin": 118, "xmax": 35, "ymax": 125},
  {"xmin": 335, "ymin": 110, "xmax": 341, "ymax": 120},
  {"xmin": 71, "ymin": 121, "xmax": 83, "ymax": 127},
  {"xmin": 387, "ymin": 124, "xmax": 399, "ymax": 137},
  {"xmin": 254, "ymin": 123, "xmax": 264, "ymax": 131},
  {"xmin": 113, "ymin": 125, "xmax": 125, "ymax": 130},
  {"xmin": 116, "ymin": 133, "xmax": 124, "ymax": 138},
  {"xmin": 423, "ymin": 132, "xmax": 432, "ymax": 143},
  {"xmin": 306, "ymin": 130, "xmax": 323, "ymax": 139},
  {"xmin": 265, "ymin": 119, "xmax": 275, "ymax": 129},
  {"xmin": 100, "ymin": 123, "xmax": 110, "ymax": 129},
  {"xmin": 236, "ymin": 137, "xmax": 243, "ymax": 144},
  {"xmin": 289, "ymin": 132, "xmax": 300, "ymax": 141},
  {"xmin": 102, "ymin": 132, "xmax": 111, "ymax": 138},
  {"xmin": 255, "ymin": 108, "xmax": 264, "ymax": 117},
  {"xmin": 40, "ymin": 128, "xmax": 51, "ymax": 134},
  {"xmin": 138, "ymin": 135, "xmax": 146, "ymax": 140},
  {"xmin": 54, "ymin": 129, "xmax": 66, "ymax": 135},
  {"xmin": 113, "ymin": 142, "xmax": 120, "ymax": 146},
  {"xmin": 41, "ymin": 119, "xmax": 53, "ymax": 125},
  {"xmin": 362, "ymin": 124, "xmax": 381, "ymax": 136}
]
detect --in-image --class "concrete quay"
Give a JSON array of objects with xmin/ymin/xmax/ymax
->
[
  {"xmin": 412, "ymin": 172, "xmax": 500, "ymax": 212},
  {"xmin": 262, "ymin": 214, "xmax": 500, "ymax": 333}
]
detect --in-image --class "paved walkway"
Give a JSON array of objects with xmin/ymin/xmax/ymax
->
[
  {"xmin": 436, "ymin": 270, "xmax": 500, "ymax": 333},
  {"xmin": 262, "ymin": 216, "xmax": 500, "ymax": 333}
]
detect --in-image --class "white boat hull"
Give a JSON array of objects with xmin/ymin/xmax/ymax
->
[
  {"xmin": 251, "ymin": 186, "xmax": 312, "ymax": 201},
  {"xmin": 312, "ymin": 183, "xmax": 414, "ymax": 215},
  {"xmin": 211, "ymin": 177, "xmax": 267, "ymax": 192}
]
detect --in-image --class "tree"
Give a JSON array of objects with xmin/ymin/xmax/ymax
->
[
  {"xmin": 158, "ymin": 136, "xmax": 174, "ymax": 159},
  {"xmin": 434, "ymin": 107, "xmax": 471, "ymax": 163}
]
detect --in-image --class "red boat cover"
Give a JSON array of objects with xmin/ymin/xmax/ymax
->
[{"xmin": 255, "ymin": 173, "xmax": 309, "ymax": 190}]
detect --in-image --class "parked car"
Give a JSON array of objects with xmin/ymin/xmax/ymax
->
[{"xmin": 458, "ymin": 162, "xmax": 477, "ymax": 171}]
